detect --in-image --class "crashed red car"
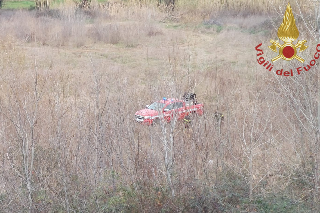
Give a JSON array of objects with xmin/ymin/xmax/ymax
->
[{"xmin": 135, "ymin": 94, "xmax": 204, "ymax": 125}]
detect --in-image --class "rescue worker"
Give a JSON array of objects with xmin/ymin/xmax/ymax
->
[
  {"xmin": 184, "ymin": 115, "xmax": 191, "ymax": 128},
  {"xmin": 214, "ymin": 112, "xmax": 224, "ymax": 122}
]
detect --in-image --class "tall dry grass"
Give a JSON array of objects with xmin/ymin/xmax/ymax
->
[
  {"xmin": 0, "ymin": 3, "xmax": 162, "ymax": 47},
  {"xmin": 129, "ymin": 0, "xmax": 318, "ymax": 23},
  {"xmin": 0, "ymin": 0, "xmax": 319, "ymax": 212}
]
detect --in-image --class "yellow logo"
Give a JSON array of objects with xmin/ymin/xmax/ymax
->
[{"xmin": 269, "ymin": 3, "xmax": 308, "ymax": 63}]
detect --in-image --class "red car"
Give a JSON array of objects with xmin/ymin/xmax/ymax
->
[{"xmin": 135, "ymin": 95, "xmax": 204, "ymax": 125}]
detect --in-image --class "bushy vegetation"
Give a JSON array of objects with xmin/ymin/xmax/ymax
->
[{"xmin": 0, "ymin": 0, "xmax": 319, "ymax": 212}]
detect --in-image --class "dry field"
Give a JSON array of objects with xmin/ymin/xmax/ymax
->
[{"xmin": 0, "ymin": 0, "xmax": 319, "ymax": 212}]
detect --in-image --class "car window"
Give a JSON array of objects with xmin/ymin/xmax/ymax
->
[
  {"xmin": 148, "ymin": 102, "xmax": 165, "ymax": 111},
  {"xmin": 164, "ymin": 104, "xmax": 174, "ymax": 111},
  {"xmin": 174, "ymin": 102, "xmax": 183, "ymax": 109}
]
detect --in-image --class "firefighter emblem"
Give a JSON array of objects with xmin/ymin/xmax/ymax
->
[{"xmin": 269, "ymin": 3, "xmax": 308, "ymax": 63}]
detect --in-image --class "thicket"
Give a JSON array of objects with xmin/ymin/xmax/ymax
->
[{"xmin": 0, "ymin": 1, "xmax": 320, "ymax": 212}]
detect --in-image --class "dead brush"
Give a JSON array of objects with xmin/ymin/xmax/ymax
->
[{"xmin": 0, "ymin": 0, "xmax": 319, "ymax": 212}]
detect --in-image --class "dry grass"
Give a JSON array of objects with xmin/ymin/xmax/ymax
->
[{"xmin": 0, "ymin": 1, "xmax": 319, "ymax": 212}]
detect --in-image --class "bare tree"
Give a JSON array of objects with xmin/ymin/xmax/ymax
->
[
  {"xmin": 159, "ymin": 112, "xmax": 177, "ymax": 196},
  {"xmin": 35, "ymin": 0, "xmax": 50, "ymax": 10},
  {"xmin": 157, "ymin": 0, "xmax": 175, "ymax": 11},
  {"xmin": 76, "ymin": 0, "xmax": 91, "ymax": 9},
  {"xmin": 1, "ymin": 63, "xmax": 42, "ymax": 212}
]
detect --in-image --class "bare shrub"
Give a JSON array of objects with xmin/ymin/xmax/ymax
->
[
  {"xmin": 0, "ymin": 1, "xmax": 319, "ymax": 212},
  {"xmin": 0, "ymin": 6, "xmax": 160, "ymax": 48}
]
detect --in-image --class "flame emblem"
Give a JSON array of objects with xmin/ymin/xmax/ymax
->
[{"xmin": 269, "ymin": 3, "xmax": 308, "ymax": 63}]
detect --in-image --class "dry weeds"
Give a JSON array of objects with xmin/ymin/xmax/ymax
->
[{"xmin": 0, "ymin": 1, "xmax": 319, "ymax": 212}]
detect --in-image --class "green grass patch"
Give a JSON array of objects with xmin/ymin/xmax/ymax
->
[
  {"xmin": 2, "ymin": 0, "xmax": 35, "ymax": 9},
  {"xmin": 252, "ymin": 195, "xmax": 313, "ymax": 213}
]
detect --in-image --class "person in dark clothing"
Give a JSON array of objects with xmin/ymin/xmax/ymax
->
[
  {"xmin": 183, "ymin": 93, "xmax": 197, "ymax": 105},
  {"xmin": 184, "ymin": 115, "xmax": 191, "ymax": 128},
  {"xmin": 214, "ymin": 112, "xmax": 224, "ymax": 122}
]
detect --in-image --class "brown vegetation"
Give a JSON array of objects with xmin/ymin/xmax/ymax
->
[{"xmin": 0, "ymin": 0, "xmax": 319, "ymax": 212}]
